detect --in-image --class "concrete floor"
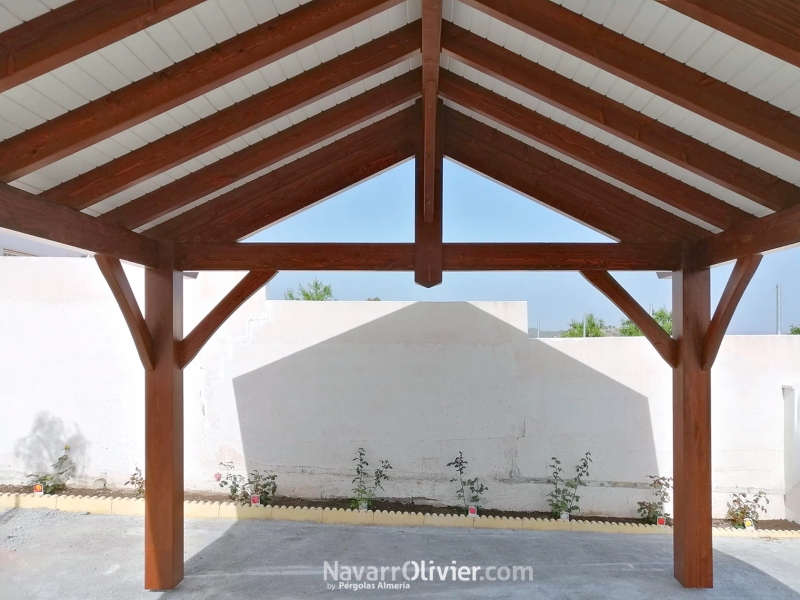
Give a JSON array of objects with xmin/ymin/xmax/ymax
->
[{"xmin": 2, "ymin": 508, "xmax": 800, "ymax": 599}]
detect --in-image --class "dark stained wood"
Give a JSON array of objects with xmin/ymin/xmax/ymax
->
[
  {"xmin": 100, "ymin": 71, "xmax": 420, "ymax": 229},
  {"xmin": 460, "ymin": 0, "xmax": 800, "ymax": 163},
  {"xmin": 0, "ymin": 0, "xmax": 204, "ymax": 93},
  {"xmin": 701, "ymin": 254, "xmax": 762, "ymax": 370},
  {"xmin": 657, "ymin": 0, "xmax": 800, "ymax": 69},
  {"xmin": 694, "ymin": 203, "xmax": 800, "ymax": 266},
  {"xmin": 421, "ymin": 0, "xmax": 443, "ymax": 222},
  {"xmin": 672, "ymin": 262, "xmax": 713, "ymax": 589},
  {"xmin": 45, "ymin": 24, "xmax": 422, "ymax": 210},
  {"xmin": 444, "ymin": 108, "xmax": 708, "ymax": 243},
  {"xmin": 581, "ymin": 270, "xmax": 678, "ymax": 367},
  {"xmin": 179, "ymin": 270, "xmax": 277, "ymax": 368},
  {"xmin": 0, "ymin": 182, "xmax": 158, "ymax": 267},
  {"xmin": 95, "ymin": 254, "xmax": 155, "ymax": 371},
  {"xmin": 439, "ymin": 71, "xmax": 752, "ymax": 231},
  {"xmin": 441, "ymin": 22, "xmax": 800, "ymax": 212},
  {"xmin": 415, "ymin": 101, "xmax": 443, "ymax": 287},
  {"xmin": 176, "ymin": 242, "xmax": 683, "ymax": 271},
  {"xmin": 144, "ymin": 241, "xmax": 184, "ymax": 590},
  {"xmin": 0, "ymin": 0, "xmax": 405, "ymax": 180},
  {"xmin": 150, "ymin": 109, "xmax": 418, "ymax": 242}
]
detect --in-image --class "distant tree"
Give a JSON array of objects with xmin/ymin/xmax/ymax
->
[
  {"xmin": 284, "ymin": 278, "xmax": 334, "ymax": 301},
  {"xmin": 620, "ymin": 307, "xmax": 672, "ymax": 337},
  {"xmin": 366, "ymin": 297, "xmax": 381, "ymax": 301},
  {"xmin": 561, "ymin": 313, "xmax": 605, "ymax": 338},
  {"xmin": 790, "ymin": 324, "xmax": 800, "ymax": 335}
]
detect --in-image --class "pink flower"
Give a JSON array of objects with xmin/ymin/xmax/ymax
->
[{"xmin": 214, "ymin": 473, "xmax": 222, "ymax": 481}]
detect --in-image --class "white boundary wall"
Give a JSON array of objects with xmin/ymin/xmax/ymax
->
[{"xmin": 1, "ymin": 258, "xmax": 798, "ymax": 520}]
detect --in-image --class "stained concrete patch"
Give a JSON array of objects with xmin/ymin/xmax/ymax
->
[{"xmin": 1, "ymin": 508, "xmax": 799, "ymax": 599}]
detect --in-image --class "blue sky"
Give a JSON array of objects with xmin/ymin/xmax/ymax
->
[{"xmin": 250, "ymin": 159, "xmax": 800, "ymax": 335}]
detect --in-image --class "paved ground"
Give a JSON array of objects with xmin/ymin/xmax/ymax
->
[{"xmin": 2, "ymin": 508, "xmax": 800, "ymax": 599}]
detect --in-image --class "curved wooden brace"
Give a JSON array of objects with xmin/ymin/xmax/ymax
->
[
  {"xmin": 95, "ymin": 254, "xmax": 155, "ymax": 370},
  {"xmin": 701, "ymin": 254, "xmax": 762, "ymax": 370},
  {"xmin": 581, "ymin": 270, "xmax": 678, "ymax": 368},
  {"xmin": 178, "ymin": 270, "xmax": 277, "ymax": 369}
]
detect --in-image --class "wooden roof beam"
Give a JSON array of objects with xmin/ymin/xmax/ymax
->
[
  {"xmin": 0, "ymin": 0, "xmax": 204, "ymax": 93},
  {"xmin": 175, "ymin": 242, "xmax": 683, "ymax": 271},
  {"xmin": 460, "ymin": 0, "xmax": 800, "ymax": 162},
  {"xmin": 0, "ymin": 182, "xmax": 158, "ymax": 266},
  {"xmin": 0, "ymin": 0, "xmax": 406, "ymax": 180},
  {"xmin": 149, "ymin": 108, "xmax": 418, "ymax": 243},
  {"xmin": 421, "ymin": 0, "xmax": 443, "ymax": 222},
  {"xmin": 44, "ymin": 23, "xmax": 422, "ymax": 211},
  {"xmin": 656, "ymin": 1, "xmax": 800, "ymax": 70},
  {"xmin": 439, "ymin": 70, "xmax": 752, "ymax": 231},
  {"xmin": 441, "ymin": 22, "xmax": 800, "ymax": 212},
  {"xmin": 444, "ymin": 108, "xmax": 707, "ymax": 243}
]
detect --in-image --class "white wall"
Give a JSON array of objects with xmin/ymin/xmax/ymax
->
[{"xmin": 1, "ymin": 258, "xmax": 798, "ymax": 520}]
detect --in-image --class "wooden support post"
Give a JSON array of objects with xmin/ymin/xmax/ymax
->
[
  {"xmin": 672, "ymin": 263, "xmax": 713, "ymax": 588},
  {"xmin": 144, "ymin": 241, "xmax": 184, "ymax": 590},
  {"xmin": 415, "ymin": 101, "xmax": 443, "ymax": 287}
]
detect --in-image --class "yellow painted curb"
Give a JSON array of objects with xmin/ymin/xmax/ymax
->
[
  {"xmin": 570, "ymin": 520, "xmax": 621, "ymax": 534},
  {"xmin": 373, "ymin": 510, "xmax": 425, "ymax": 527},
  {"xmin": 15, "ymin": 494, "xmax": 58, "ymax": 509},
  {"xmin": 55, "ymin": 495, "xmax": 113, "ymax": 515},
  {"xmin": 0, "ymin": 493, "xmax": 19, "ymax": 508},
  {"xmin": 218, "ymin": 503, "xmax": 272, "ymax": 520},
  {"xmin": 111, "ymin": 497, "xmax": 145, "ymax": 516},
  {"xmin": 184, "ymin": 501, "xmax": 220, "ymax": 519},
  {"xmin": 618, "ymin": 522, "xmax": 669, "ymax": 535},
  {"xmin": 271, "ymin": 505, "xmax": 323, "ymax": 523},
  {"xmin": 474, "ymin": 516, "xmax": 525, "ymax": 530},
  {"xmin": 423, "ymin": 513, "xmax": 474, "ymax": 528},
  {"xmin": 524, "ymin": 518, "xmax": 570, "ymax": 531},
  {"xmin": 323, "ymin": 508, "xmax": 374, "ymax": 525}
]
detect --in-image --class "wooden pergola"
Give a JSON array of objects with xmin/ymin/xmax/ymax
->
[{"xmin": 0, "ymin": 0, "xmax": 799, "ymax": 591}]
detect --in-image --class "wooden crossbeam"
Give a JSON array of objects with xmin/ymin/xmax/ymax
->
[
  {"xmin": 582, "ymin": 270, "xmax": 678, "ymax": 367},
  {"xmin": 421, "ymin": 0, "xmax": 443, "ymax": 222},
  {"xmin": 441, "ymin": 22, "xmax": 800, "ymax": 212},
  {"xmin": 0, "ymin": 0, "xmax": 203, "ymax": 93},
  {"xmin": 0, "ymin": 182, "xmax": 158, "ymax": 267},
  {"xmin": 694, "ymin": 203, "xmax": 800, "ymax": 266},
  {"xmin": 175, "ymin": 242, "xmax": 683, "ymax": 271},
  {"xmin": 439, "ymin": 70, "xmax": 752, "ymax": 231},
  {"xmin": 701, "ymin": 254, "xmax": 762, "ymax": 370},
  {"xmin": 415, "ymin": 100, "xmax": 444, "ymax": 287},
  {"xmin": 179, "ymin": 270, "xmax": 277, "ymax": 368},
  {"xmin": 44, "ymin": 24, "xmax": 422, "ymax": 210},
  {"xmin": 149, "ymin": 109, "xmax": 417, "ymax": 242},
  {"xmin": 95, "ymin": 254, "xmax": 155, "ymax": 371},
  {"xmin": 100, "ymin": 71, "xmax": 420, "ymax": 229},
  {"xmin": 461, "ymin": 0, "xmax": 800, "ymax": 163},
  {"xmin": 657, "ymin": 0, "xmax": 800, "ymax": 70},
  {"xmin": 0, "ymin": 0, "xmax": 404, "ymax": 180},
  {"xmin": 444, "ymin": 108, "xmax": 708, "ymax": 243}
]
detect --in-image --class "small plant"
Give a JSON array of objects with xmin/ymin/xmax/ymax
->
[
  {"xmin": 350, "ymin": 447, "xmax": 393, "ymax": 510},
  {"xmin": 28, "ymin": 445, "xmax": 75, "ymax": 494},
  {"xmin": 216, "ymin": 462, "xmax": 278, "ymax": 506},
  {"xmin": 637, "ymin": 475, "xmax": 673, "ymax": 524},
  {"xmin": 547, "ymin": 452, "xmax": 592, "ymax": 517},
  {"xmin": 447, "ymin": 451, "xmax": 488, "ymax": 515},
  {"xmin": 727, "ymin": 491, "xmax": 769, "ymax": 528},
  {"xmin": 125, "ymin": 466, "xmax": 145, "ymax": 498}
]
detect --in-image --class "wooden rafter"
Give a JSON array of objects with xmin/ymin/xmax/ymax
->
[
  {"xmin": 179, "ymin": 270, "xmax": 277, "ymax": 368},
  {"xmin": 657, "ymin": 0, "xmax": 800, "ymax": 70},
  {"xmin": 44, "ymin": 23, "xmax": 422, "ymax": 210},
  {"xmin": 582, "ymin": 270, "xmax": 678, "ymax": 367},
  {"xmin": 444, "ymin": 108, "xmax": 708, "ymax": 243},
  {"xmin": 0, "ymin": 0, "xmax": 404, "ymax": 180},
  {"xmin": 439, "ymin": 70, "xmax": 752, "ymax": 231},
  {"xmin": 441, "ymin": 22, "xmax": 800, "ymax": 212},
  {"xmin": 149, "ymin": 109, "xmax": 418, "ymax": 242},
  {"xmin": 421, "ymin": 0, "xmax": 443, "ymax": 222},
  {"xmin": 175, "ymin": 242, "xmax": 683, "ymax": 272},
  {"xmin": 100, "ymin": 71, "xmax": 420, "ymax": 229},
  {"xmin": 701, "ymin": 254, "xmax": 762, "ymax": 370},
  {"xmin": 460, "ymin": 0, "xmax": 800, "ymax": 162},
  {"xmin": 0, "ymin": 0, "xmax": 204, "ymax": 93},
  {"xmin": 694, "ymin": 202, "xmax": 800, "ymax": 266},
  {"xmin": 415, "ymin": 99, "xmax": 444, "ymax": 287},
  {"xmin": 0, "ymin": 182, "xmax": 158, "ymax": 267},
  {"xmin": 95, "ymin": 254, "xmax": 155, "ymax": 371}
]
